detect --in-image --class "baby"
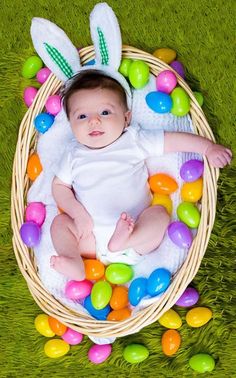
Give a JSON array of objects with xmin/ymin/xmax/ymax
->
[{"xmin": 50, "ymin": 69, "xmax": 232, "ymax": 281}]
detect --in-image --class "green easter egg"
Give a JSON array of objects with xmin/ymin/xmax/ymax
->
[
  {"xmin": 194, "ymin": 91, "xmax": 204, "ymax": 107},
  {"xmin": 119, "ymin": 58, "xmax": 133, "ymax": 77},
  {"xmin": 170, "ymin": 87, "xmax": 190, "ymax": 116},
  {"xmin": 177, "ymin": 202, "xmax": 200, "ymax": 228},
  {"xmin": 123, "ymin": 344, "xmax": 149, "ymax": 364},
  {"xmin": 189, "ymin": 353, "xmax": 215, "ymax": 373},
  {"xmin": 22, "ymin": 56, "xmax": 43, "ymax": 79},
  {"xmin": 105, "ymin": 263, "xmax": 133, "ymax": 284},
  {"xmin": 91, "ymin": 281, "xmax": 112, "ymax": 310},
  {"xmin": 128, "ymin": 60, "xmax": 150, "ymax": 89}
]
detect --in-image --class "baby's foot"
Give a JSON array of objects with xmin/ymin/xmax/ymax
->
[
  {"xmin": 108, "ymin": 212, "xmax": 135, "ymax": 252},
  {"xmin": 50, "ymin": 255, "xmax": 85, "ymax": 281}
]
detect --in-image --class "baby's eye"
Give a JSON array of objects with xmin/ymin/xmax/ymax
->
[
  {"xmin": 101, "ymin": 110, "xmax": 111, "ymax": 116},
  {"xmin": 78, "ymin": 114, "xmax": 87, "ymax": 120}
]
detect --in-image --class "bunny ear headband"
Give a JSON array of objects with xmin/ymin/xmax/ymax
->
[{"xmin": 30, "ymin": 2, "xmax": 132, "ymax": 109}]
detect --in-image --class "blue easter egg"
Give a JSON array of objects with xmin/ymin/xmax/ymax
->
[
  {"xmin": 83, "ymin": 295, "xmax": 111, "ymax": 320},
  {"xmin": 147, "ymin": 268, "xmax": 171, "ymax": 297},
  {"xmin": 34, "ymin": 112, "xmax": 55, "ymax": 134},
  {"xmin": 128, "ymin": 277, "xmax": 148, "ymax": 306},
  {"xmin": 84, "ymin": 59, "xmax": 96, "ymax": 66},
  {"xmin": 146, "ymin": 91, "xmax": 173, "ymax": 113}
]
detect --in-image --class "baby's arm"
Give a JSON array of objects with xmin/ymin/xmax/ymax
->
[{"xmin": 164, "ymin": 132, "xmax": 232, "ymax": 168}]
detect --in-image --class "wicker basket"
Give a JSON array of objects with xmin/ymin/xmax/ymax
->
[{"xmin": 11, "ymin": 46, "xmax": 219, "ymax": 338}]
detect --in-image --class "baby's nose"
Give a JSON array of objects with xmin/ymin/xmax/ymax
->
[{"xmin": 89, "ymin": 114, "xmax": 101, "ymax": 124}]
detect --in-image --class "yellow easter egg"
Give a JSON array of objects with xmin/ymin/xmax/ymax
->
[
  {"xmin": 181, "ymin": 178, "xmax": 203, "ymax": 202},
  {"xmin": 152, "ymin": 193, "xmax": 173, "ymax": 215},
  {"xmin": 158, "ymin": 309, "xmax": 182, "ymax": 329},
  {"xmin": 153, "ymin": 48, "xmax": 177, "ymax": 64},
  {"xmin": 44, "ymin": 339, "xmax": 70, "ymax": 358},
  {"xmin": 34, "ymin": 314, "xmax": 55, "ymax": 337},
  {"xmin": 186, "ymin": 307, "xmax": 213, "ymax": 328}
]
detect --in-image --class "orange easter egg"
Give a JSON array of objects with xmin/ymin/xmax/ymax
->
[
  {"xmin": 48, "ymin": 316, "xmax": 67, "ymax": 336},
  {"xmin": 110, "ymin": 286, "xmax": 129, "ymax": 310},
  {"xmin": 84, "ymin": 259, "xmax": 105, "ymax": 280},
  {"xmin": 151, "ymin": 193, "xmax": 173, "ymax": 215},
  {"xmin": 107, "ymin": 308, "xmax": 131, "ymax": 321},
  {"xmin": 27, "ymin": 153, "xmax": 42, "ymax": 181},
  {"xmin": 149, "ymin": 174, "xmax": 178, "ymax": 195},
  {"xmin": 181, "ymin": 178, "xmax": 203, "ymax": 202},
  {"xmin": 161, "ymin": 329, "xmax": 181, "ymax": 356}
]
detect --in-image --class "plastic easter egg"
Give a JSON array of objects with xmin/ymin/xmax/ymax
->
[
  {"xmin": 128, "ymin": 277, "xmax": 147, "ymax": 306},
  {"xmin": 149, "ymin": 173, "xmax": 178, "ymax": 195},
  {"xmin": 105, "ymin": 263, "xmax": 134, "ymax": 284},
  {"xmin": 128, "ymin": 60, "xmax": 150, "ymax": 89},
  {"xmin": 186, "ymin": 307, "xmax": 212, "ymax": 328},
  {"xmin": 168, "ymin": 221, "xmax": 193, "ymax": 248},
  {"xmin": 189, "ymin": 354, "xmax": 215, "ymax": 373},
  {"xmin": 36, "ymin": 67, "xmax": 51, "ymax": 84},
  {"xmin": 84, "ymin": 259, "xmax": 105, "ymax": 280},
  {"xmin": 181, "ymin": 178, "xmax": 203, "ymax": 202},
  {"xmin": 65, "ymin": 279, "xmax": 93, "ymax": 300},
  {"xmin": 91, "ymin": 281, "xmax": 112, "ymax": 310},
  {"xmin": 84, "ymin": 295, "xmax": 111, "ymax": 320},
  {"xmin": 25, "ymin": 202, "xmax": 46, "ymax": 226},
  {"xmin": 161, "ymin": 329, "xmax": 181, "ymax": 356},
  {"xmin": 110, "ymin": 286, "xmax": 129, "ymax": 310},
  {"xmin": 44, "ymin": 339, "xmax": 70, "ymax": 358},
  {"xmin": 156, "ymin": 70, "xmax": 177, "ymax": 94},
  {"xmin": 62, "ymin": 328, "xmax": 83, "ymax": 345},
  {"xmin": 153, "ymin": 48, "xmax": 176, "ymax": 64},
  {"xmin": 27, "ymin": 153, "xmax": 42, "ymax": 181},
  {"xmin": 34, "ymin": 314, "xmax": 55, "ymax": 337},
  {"xmin": 175, "ymin": 287, "xmax": 199, "ymax": 307},
  {"xmin": 45, "ymin": 95, "xmax": 62, "ymax": 116},
  {"xmin": 180, "ymin": 159, "xmax": 204, "ymax": 182},
  {"xmin": 23, "ymin": 87, "xmax": 38, "ymax": 107},
  {"xmin": 147, "ymin": 268, "xmax": 171, "ymax": 297},
  {"xmin": 177, "ymin": 202, "xmax": 200, "ymax": 228},
  {"xmin": 170, "ymin": 60, "xmax": 185, "ymax": 79},
  {"xmin": 34, "ymin": 112, "xmax": 55, "ymax": 134},
  {"xmin": 123, "ymin": 344, "xmax": 149, "ymax": 364},
  {"xmin": 48, "ymin": 316, "xmax": 67, "ymax": 336},
  {"xmin": 84, "ymin": 59, "xmax": 95, "ymax": 66},
  {"xmin": 20, "ymin": 221, "xmax": 41, "ymax": 247},
  {"xmin": 194, "ymin": 91, "xmax": 204, "ymax": 107},
  {"xmin": 171, "ymin": 87, "xmax": 190, "ymax": 116},
  {"xmin": 88, "ymin": 344, "xmax": 112, "ymax": 364},
  {"xmin": 146, "ymin": 91, "xmax": 173, "ymax": 113},
  {"xmin": 107, "ymin": 308, "xmax": 131, "ymax": 321},
  {"xmin": 119, "ymin": 58, "xmax": 133, "ymax": 77},
  {"xmin": 158, "ymin": 309, "xmax": 182, "ymax": 329},
  {"xmin": 151, "ymin": 193, "xmax": 173, "ymax": 215},
  {"xmin": 22, "ymin": 56, "xmax": 43, "ymax": 78}
]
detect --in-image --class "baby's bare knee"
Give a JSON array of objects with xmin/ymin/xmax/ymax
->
[{"xmin": 50, "ymin": 213, "xmax": 70, "ymax": 233}]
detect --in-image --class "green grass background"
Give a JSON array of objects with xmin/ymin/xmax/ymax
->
[{"xmin": 0, "ymin": 0, "xmax": 236, "ymax": 376}]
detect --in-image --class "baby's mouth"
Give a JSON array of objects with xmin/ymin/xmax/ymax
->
[{"xmin": 89, "ymin": 131, "xmax": 105, "ymax": 136}]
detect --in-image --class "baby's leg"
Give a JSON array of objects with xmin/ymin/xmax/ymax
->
[
  {"xmin": 108, "ymin": 205, "xmax": 170, "ymax": 255},
  {"xmin": 50, "ymin": 213, "xmax": 96, "ymax": 280}
]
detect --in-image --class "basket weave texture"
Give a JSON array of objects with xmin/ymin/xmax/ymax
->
[{"xmin": 11, "ymin": 46, "xmax": 219, "ymax": 338}]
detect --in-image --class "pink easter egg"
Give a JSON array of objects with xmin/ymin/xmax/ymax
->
[
  {"xmin": 25, "ymin": 202, "xmax": 46, "ymax": 226},
  {"xmin": 62, "ymin": 328, "xmax": 83, "ymax": 345},
  {"xmin": 36, "ymin": 67, "xmax": 51, "ymax": 84},
  {"xmin": 88, "ymin": 344, "xmax": 112, "ymax": 364},
  {"xmin": 65, "ymin": 280, "xmax": 93, "ymax": 300},
  {"xmin": 23, "ymin": 87, "xmax": 38, "ymax": 107},
  {"xmin": 156, "ymin": 70, "xmax": 177, "ymax": 94},
  {"xmin": 45, "ymin": 95, "xmax": 62, "ymax": 115}
]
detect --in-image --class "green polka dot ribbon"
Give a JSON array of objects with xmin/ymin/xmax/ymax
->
[
  {"xmin": 44, "ymin": 43, "xmax": 74, "ymax": 78},
  {"xmin": 97, "ymin": 27, "xmax": 109, "ymax": 65}
]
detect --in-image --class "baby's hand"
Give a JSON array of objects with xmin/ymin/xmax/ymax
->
[
  {"xmin": 205, "ymin": 143, "xmax": 232, "ymax": 168},
  {"xmin": 73, "ymin": 210, "xmax": 94, "ymax": 239}
]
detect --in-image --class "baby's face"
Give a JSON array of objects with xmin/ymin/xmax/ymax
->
[{"xmin": 68, "ymin": 88, "xmax": 131, "ymax": 149}]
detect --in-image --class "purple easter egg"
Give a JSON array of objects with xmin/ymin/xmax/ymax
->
[
  {"xmin": 62, "ymin": 328, "xmax": 83, "ymax": 345},
  {"xmin": 168, "ymin": 221, "xmax": 193, "ymax": 248},
  {"xmin": 23, "ymin": 87, "xmax": 38, "ymax": 107},
  {"xmin": 88, "ymin": 344, "xmax": 112, "ymax": 364},
  {"xmin": 180, "ymin": 159, "xmax": 204, "ymax": 182},
  {"xmin": 170, "ymin": 60, "xmax": 185, "ymax": 79},
  {"xmin": 175, "ymin": 287, "xmax": 200, "ymax": 307},
  {"xmin": 20, "ymin": 221, "xmax": 41, "ymax": 247},
  {"xmin": 36, "ymin": 67, "xmax": 51, "ymax": 84},
  {"xmin": 156, "ymin": 70, "xmax": 177, "ymax": 94}
]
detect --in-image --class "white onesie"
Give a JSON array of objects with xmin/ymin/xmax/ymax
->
[{"xmin": 55, "ymin": 123, "xmax": 164, "ymax": 265}]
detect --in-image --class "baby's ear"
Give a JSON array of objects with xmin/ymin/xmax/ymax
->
[
  {"xmin": 31, "ymin": 17, "xmax": 81, "ymax": 82},
  {"xmin": 125, "ymin": 110, "xmax": 132, "ymax": 126}
]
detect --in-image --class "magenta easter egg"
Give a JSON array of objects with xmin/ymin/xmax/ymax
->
[
  {"xmin": 20, "ymin": 221, "xmax": 41, "ymax": 247},
  {"xmin": 23, "ymin": 87, "xmax": 38, "ymax": 107},
  {"xmin": 65, "ymin": 279, "xmax": 93, "ymax": 300},
  {"xmin": 168, "ymin": 221, "xmax": 193, "ymax": 248},
  {"xmin": 180, "ymin": 159, "xmax": 204, "ymax": 182},
  {"xmin": 36, "ymin": 67, "xmax": 51, "ymax": 84},
  {"xmin": 62, "ymin": 328, "xmax": 83, "ymax": 345},
  {"xmin": 25, "ymin": 202, "xmax": 46, "ymax": 226},
  {"xmin": 170, "ymin": 61, "xmax": 185, "ymax": 79},
  {"xmin": 175, "ymin": 287, "xmax": 199, "ymax": 307},
  {"xmin": 88, "ymin": 344, "xmax": 112, "ymax": 364},
  {"xmin": 156, "ymin": 70, "xmax": 177, "ymax": 94},
  {"xmin": 45, "ymin": 95, "xmax": 62, "ymax": 116}
]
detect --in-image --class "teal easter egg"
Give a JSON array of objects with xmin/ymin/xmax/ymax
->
[
  {"xmin": 193, "ymin": 91, "xmax": 204, "ymax": 107},
  {"xmin": 170, "ymin": 87, "xmax": 190, "ymax": 116},
  {"xmin": 177, "ymin": 202, "xmax": 200, "ymax": 228},
  {"xmin": 22, "ymin": 56, "xmax": 43, "ymax": 79},
  {"xmin": 128, "ymin": 60, "xmax": 150, "ymax": 89},
  {"xmin": 119, "ymin": 58, "xmax": 133, "ymax": 77},
  {"xmin": 105, "ymin": 263, "xmax": 133, "ymax": 284},
  {"xmin": 91, "ymin": 281, "xmax": 112, "ymax": 310},
  {"xmin": 189, "ymin": 354, "xmax": 215, "ymax": 373},
  {"xmin": 123, "ymin": 344, "xmax": 149, "ymax": 364},
  {"xmin": 146, "ymin": 91, "xmax": 173, "ymax": 113}
]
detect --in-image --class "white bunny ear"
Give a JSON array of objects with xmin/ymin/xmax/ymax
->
[
  {"xmin": 30, "ymin": 18, "xmax": 81, "ymax": 82},
  {"xmin": 90, "ymin": 2, "xmax": 122, "ymax": 70}
]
